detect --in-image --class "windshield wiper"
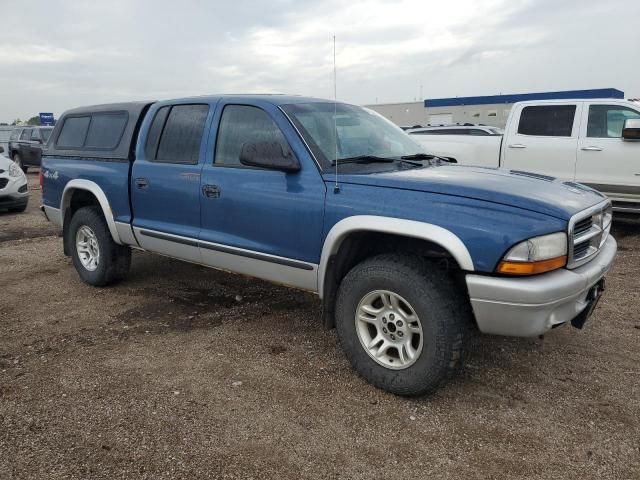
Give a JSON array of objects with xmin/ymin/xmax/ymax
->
[
  {"xmin": 331, "ymin": 155, "xmax": 396, "ymax": 166},
  {"xmin": 400, "ymin": 153, "xmax": 451, "ymax": 164},
  {"xmin": 401, "ymin": 153, "xmax": 449, "ymax": 161}
]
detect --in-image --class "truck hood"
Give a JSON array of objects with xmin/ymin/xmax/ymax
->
[{"xmin": 324, "ymin": 165, "xmax": 607, "ymax": 220}]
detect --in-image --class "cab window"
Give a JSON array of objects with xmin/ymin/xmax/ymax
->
[
  {"xmin": 142, "ymin": 105, "xmax": 209, "ymax": 164},
  {"xmin": 587, "ymin": 105, "xmax": 640, "ymax": 138},
  {"xmin": 214, "ymin": 105, "xmax": 289, "ymax": 167},
  {"xmin": 517, "ymin": 105, "xmax": 576, "ymax": 137}
]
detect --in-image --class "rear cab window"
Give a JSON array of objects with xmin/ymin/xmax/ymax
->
[
  {"xmin": 144, "ymin": 104, "xmax": 209, "ymax": 164},
  {"xmin": 517, "ymin": 105, "xmax": 577, "ymax": 137},
  {"xmin": 20, "ymin": 129, "xmax": 32, "ymax": 141}
]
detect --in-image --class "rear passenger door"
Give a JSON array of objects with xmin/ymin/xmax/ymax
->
[
  {"xmin": 502, "ymin": 103, "xmax": 581, "ymax": 179},
  {"xmin": 131, "ymin": 103, "xmax": 211, "ymax": 263}
]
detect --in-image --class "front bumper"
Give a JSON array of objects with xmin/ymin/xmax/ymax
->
[
  {"xmin": 0, "ymin": 175, "xmax": 29, "ymax": 209},
  {"xmin": 466, "ymin": 235, "xmax": 617, "ymax": 337}
]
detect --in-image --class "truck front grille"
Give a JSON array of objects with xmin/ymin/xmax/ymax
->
[
  {"xmin": 0, "ymin": 178, "xmax": 8, "ymax": 190},
  {"xmin": 568, "ymin": 201, "xmax": 612, "ymax": 269}
]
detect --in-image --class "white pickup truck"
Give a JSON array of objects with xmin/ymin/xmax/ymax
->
[{"xmin": 409, "ymin": 99, "xmax": 640, "ymax": 213}]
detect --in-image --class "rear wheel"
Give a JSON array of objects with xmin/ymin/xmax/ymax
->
[
  {"xmin": 335, "ymin": 253, "xmax": 469, "ymax": 396},
  {"xmin": 68, "ymin": 206, "xmax": 131, "ymax": 286}
]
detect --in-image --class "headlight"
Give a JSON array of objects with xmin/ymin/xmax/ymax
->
[
  {"xmin": 8, "ymin": 162, "xmax": 24, "ymax": 178},
  {"xmin": 497, "ymin": 232, "xmax": 567, "ymax": 275}
]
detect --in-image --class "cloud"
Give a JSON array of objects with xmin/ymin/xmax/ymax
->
[
  {"xmin": 0, "ymin": 45, "xmax": 78, "ymax": 64},
  {"xmin": 0, "ymin": 0, "xmax": 638, "ymax": 122}
]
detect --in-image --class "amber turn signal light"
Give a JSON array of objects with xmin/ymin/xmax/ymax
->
[{"xmin": 496, "ymin": 255, "xmax": 567, "ymax": 275}]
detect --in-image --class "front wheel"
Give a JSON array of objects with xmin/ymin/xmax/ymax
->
[
  {"xmin": 335, "ymin": 254, "xmax": 470, "ymax": 396},
  {"xmin": 68, "ymin": 206, "xmax": 131, "ymax": 286}
]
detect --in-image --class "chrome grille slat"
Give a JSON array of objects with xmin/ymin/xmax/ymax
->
[
  {"xmin": 567, "ymin": 200, "xmax": 612, "ymax": 269},
  {"xmin": 573, "ymin": 218, "xmax": 593, "ymax": 237}
]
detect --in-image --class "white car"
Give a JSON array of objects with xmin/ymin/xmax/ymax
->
[
  {"xmin": 408, "ymin": 124, "xmax": 504, "ymax": 136},
  {"xmin": 408, "ymin": 124, "xmax": 504, "ymax": 164},
  {"xmin": 0, "ymin": 146, "xmax": 29, "ymax": 213}
]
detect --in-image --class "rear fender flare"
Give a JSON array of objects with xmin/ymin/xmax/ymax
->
[{"xmin": 61, "ymin": 179, "xmax": 122, "ymax": 244}]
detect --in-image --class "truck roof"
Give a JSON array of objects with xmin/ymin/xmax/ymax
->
[
  {"xmin": 63, "ymin": 95, "xmax": 331, "ymax": 115},
  {"xmin": 513, "ymin": 98, "xmax": 636, "ymax": 106},
  {"xmin": 155, "ymin": 94, "xmax": 335, "ymax": 106},
  {"xmin": 46, "ymin": 95, "xmax": 340, "ymax": 162}
]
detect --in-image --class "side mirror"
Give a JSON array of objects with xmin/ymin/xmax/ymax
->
[
  {"xmin": 622, "ymin": 118, "xmax": 640, "ymax": 141},
  {"xmin": 0, "ymin": 146, "xmax": 4, "ymax": 153},
  {"xmin": 239, "ymin": 141, "xmax": 300, "ymax": 172}
]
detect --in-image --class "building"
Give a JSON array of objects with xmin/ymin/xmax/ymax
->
[{"xmin": 366, "ymin": 88, "xmax": 625, "ymax": 128}]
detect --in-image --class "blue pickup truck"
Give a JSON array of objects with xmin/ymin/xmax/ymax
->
[{"xmin": 41, "ymin": 95, "xmax": 617, "ymax": 395}]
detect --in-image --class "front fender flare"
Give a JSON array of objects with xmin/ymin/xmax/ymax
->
[
  {"xmin": 317, "ymin": 215, "xmax": 474, "ymax": 298},
  {"xmin": 61, "ymin": 179, "xmax": 122, "ymax": 244}
]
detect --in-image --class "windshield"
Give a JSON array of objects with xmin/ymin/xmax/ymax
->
[
  {"xmin": 281, "ymin": 102, "xmax": 426, "ymax": 171},
  {"xmin": 40, "ymin": 128, "xmax": 53, "ymax": 142}
]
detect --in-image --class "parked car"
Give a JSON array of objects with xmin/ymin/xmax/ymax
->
[
  {"xmin": 409, "ymin": 124, "xmax": 504, "ymax": 136},
  {"xmin": 410, "ymin": 99, "xmax": 640, "ymax": 213},
  {"xmin": 8, "ymin": 125, "xmax": 53, "ymax": 172},
  {"xmin": 0, "ymin": 146, "xmax": 29, "ymax": 212},
  {"xmin": 41, "ymin": 96, "xmax": 616, "ymax": 396},
  {"xmin": 0, "ymin": 126, "xmax": 15, "ymax": 156}
]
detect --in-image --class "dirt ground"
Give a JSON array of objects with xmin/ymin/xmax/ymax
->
[{"xmin": 1, "ymin": 172, "xmax": 639, "ymax": 479}]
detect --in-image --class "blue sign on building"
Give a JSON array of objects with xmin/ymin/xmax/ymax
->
[{"xmin": 39, "ymin": 112, "xmax": 55, "ymax": 126}]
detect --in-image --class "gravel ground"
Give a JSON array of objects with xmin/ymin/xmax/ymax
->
[{"xmin": 1, "ymin": 172, "xmax": 639, "ymax": 479}]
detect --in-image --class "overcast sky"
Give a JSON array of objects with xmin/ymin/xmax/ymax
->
[{"xmin": 1, "ymin": 0, "xmax": 639, "ymax": 123}]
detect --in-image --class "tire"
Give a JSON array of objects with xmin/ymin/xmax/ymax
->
[
  {"xmin": 335, "ymin": 253, "xmax": 470, "ymax": 396},
  {"xmin": 68, "ymin": 206, "xmax": 131, "ymax": 286},
  {"xmin": 8, "ymin": 203, "xmax": 27, "ymax": 213}
]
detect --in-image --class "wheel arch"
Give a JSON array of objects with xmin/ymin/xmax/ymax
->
[
  {"xmin": 317, "ymin": 216, "xmax": 474, "ymax": 329},
  {"xmin": 318, "ymin": 215, "xmax": 474, "ymax": 297},
  {"xmin": 61, "ymin": 179, "xmax": 122, "ymax": 245}
]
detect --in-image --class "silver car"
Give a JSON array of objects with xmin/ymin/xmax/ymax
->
[{"xmin": 0, "ymin": 146, "xmax": 29, "ymax": 212}]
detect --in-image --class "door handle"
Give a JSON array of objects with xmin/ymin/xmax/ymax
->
[
  {"xmin": 135, "ymin": 177, "xmax": 149, "ymax": 189},
  {"xmin": 580, "ymin": 146, "xmax": 603, "ymax": 151},
  {"xmin": 202, "ymin": 184, "xmax": 221, "ymax": 199},
  {"xmin": 508, "ymin": 144, "xmax": 527, "ymax": 149}
]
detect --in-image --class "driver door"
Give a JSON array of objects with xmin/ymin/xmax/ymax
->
[
  {"xmin": 198, "ymin": 102, "xmax": 326, "ymax": 290},
  {"xmin": 576, "ymin": 103, "xmax": 640, "ymax": 209}
]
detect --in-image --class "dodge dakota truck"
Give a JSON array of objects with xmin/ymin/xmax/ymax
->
[
  {"xmin": 410, "ymin": 99, "xmax": 640, "ymax": 213},
  {"xmin": 41, "ymin": 95, "xmax": 617, "ymax": 396}
]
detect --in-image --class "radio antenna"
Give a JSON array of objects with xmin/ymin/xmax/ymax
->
[{"xmin": 333, "ymin": 35, "xmax": 340, "ymax": 193}]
